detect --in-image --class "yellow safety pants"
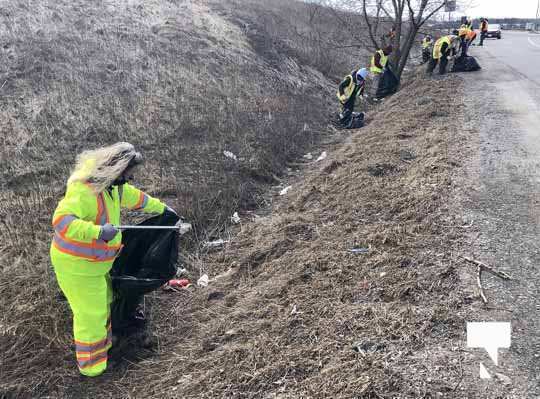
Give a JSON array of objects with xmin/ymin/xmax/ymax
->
[{"xmin": 54, "ymin": 269, "xmax": 113, "ymax": 377}]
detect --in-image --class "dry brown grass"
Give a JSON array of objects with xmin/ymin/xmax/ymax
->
[
  {"xmin": 0, "ymin": 71, "xmax": 471, "ymax": 398},
  {"xmin": 0, "ymin": 0, "xmax": 471, "ymax": 397},
  {"xmin": 0, "ymin": 0, "xmax": 374, "ymax": 397}
]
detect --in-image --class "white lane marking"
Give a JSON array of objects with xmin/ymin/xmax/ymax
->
[{"xmin": 528, "ymin": 35, "xmax": 540, "ymax": 48}]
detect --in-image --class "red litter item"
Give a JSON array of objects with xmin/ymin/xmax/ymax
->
[{"xmin": 168, "ymin": 279, "xmax": 190, "ymax": 288}]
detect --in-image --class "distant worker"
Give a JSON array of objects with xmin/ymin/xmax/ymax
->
[
  {"xmin": 336, "ymin": 67, "xmax": 369, "ymax": 128},
  {"xmin": 422, "ymin": 35, "xmax": 433, "ymax": 63},
  {"xmin": 50, "ymin": 142, "xmax": 177, "ymax": 377},
  {"xmin": 458, "ymin": 24, "xmax": 472, "ymax": 57},
  {"xmin": 427, "ymin": 35, "xmax": 459, "ymax": 75},
  {"xmin": 369, "ymin": 45, "xmax": 393, "ymax": 99},
  {"xmin": 466, "ymin": 29, "xmax": 477, "ymax": 49},
  {"xmin": 479, "ymin": 18, "xmax": 489, "ymax": 46}
]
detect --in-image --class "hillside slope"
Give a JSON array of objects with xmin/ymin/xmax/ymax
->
[
  {"xmin": 0, "ymin": 0, "xmax": 367, "ymax": 397},
  {"xmin": 132, "ymin": 73, "xmax": 471, "ymax": 398},
  {"xmin": 5, "ymin": 71, "xmax": 472, "ymax": 398},
  {"xmin": 0, "ymin": 1, "xmax": 473, "ymax": 398}
]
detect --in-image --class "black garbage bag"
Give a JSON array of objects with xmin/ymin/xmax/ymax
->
[
  {"xmin": 110, "ymin": 210, "xmax": 180, "ymax": 334},
  {"xmin": 451, "ymin": 55, "xmax": 481, "ymax": 72},
  {"xmin": 376, "ymin": 68, "xmax": 400, "ymax": 99},
  {"xmin": 337, "ymin": 109, "xmax": 365, "ymax": 129}
]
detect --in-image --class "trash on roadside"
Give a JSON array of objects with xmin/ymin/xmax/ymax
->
[
  {"xmin": 280, "ymin": 186, "xmax": 292, "ymax": 196},
  {"xmin": 379, "ymin": 272, "xmax": 387, "ymax": 278},
  {"xmin": 303, "ymin": 153, "xmax": 313, "ymax": 160},
  {"xmin": 168, "ymin": 279, "xmax": 190, "ymax": 288},
  {"xmin": 223, "ymin": 150, "xmax": 238, "ymax": 161},
  {"xmin": 231, "ymin": 212, "xmax": 241, "ymax": 224},
  {"xmin": 203, "ymin": 239, "xmax": 229, "ymax": 248},
  {"xmin": 316, "ymin": 151, "xmax": 327, "ymax": 162},
  {"xmin": 178, "ymin": 222, "xmax": 192, "ymax": 235},
  {"xmin": 350, "ymin": 247, "xmax": 369, "ymax": 254},
  {"xmin": 197, "ymin": 274, "xmax": 209, "ymax": 287},
  {"xmin": 352, "ymin": 341, "xmax": 385, "ymax": 353},
  {"xmin": 176, "ymin": 268, "xmax": 189, "ymax": 277}
]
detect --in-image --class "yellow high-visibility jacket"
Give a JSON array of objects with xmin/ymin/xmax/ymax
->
[
  {"xmin": 433, "ymin": 36, "xmax": 452, "ymax": 60},
  {"xmin": 422, "ymin": 38, "xmax": 433, "ymax": 49},
  {"xmin": 458, "ymin": 25, "xmax": 471, "ymax": 38},
  {"xmin": 337, "ymin": 73, "xmax": 362, "ymax": 104},
  {"xmin": 50, "ymin": 181, "xmax": 165, "ymax": 276},
  {"xmin": 370, "ymin": 49, "xmax": 388, "ymax": 74}
]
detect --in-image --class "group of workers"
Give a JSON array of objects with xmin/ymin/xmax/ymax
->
[
  {"xmin": 336, "ymin": 45, "xmax": 394, "ymax": 128},
  {"xmin": 52, "ymin": 18, "xmax": 493, "ymax": 379},
  {"xmin": 422, "ymin": 17, "xmax": 489, "ymax": 75}
]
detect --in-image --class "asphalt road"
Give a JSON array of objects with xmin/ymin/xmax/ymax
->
[
  {"xmin": 480, "ymin": 30, "xmax": 540, "ymax": 85},
  {"xmin": 456, "ymin": 30, "xmax": 540, "ymax": 396}
]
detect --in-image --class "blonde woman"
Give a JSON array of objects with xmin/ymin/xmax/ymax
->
[{"xmin": 50, "ymin": 142, "xmax": 175, "ymax": 377}]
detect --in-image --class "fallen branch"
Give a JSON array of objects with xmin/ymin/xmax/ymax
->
[{"xmin": 461, "ymin": 256, "xmax": 512, "ymax": 304}]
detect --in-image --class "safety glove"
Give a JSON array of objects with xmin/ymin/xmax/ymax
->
[{"xmin": 99, "ymin": 223, "xmax": 119, "ymax": 242}]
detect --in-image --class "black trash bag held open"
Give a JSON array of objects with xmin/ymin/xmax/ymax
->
[
  {"xmin": 110, "ymin": 211, "xmax": 180, "ymax": 333},
  {"xmin": 451, "ymin": 55, "xmax": 481, "ymax": 72},
  {"xmin": 376, "ymin": 68, "xmax": 400, "ymax": 99}
]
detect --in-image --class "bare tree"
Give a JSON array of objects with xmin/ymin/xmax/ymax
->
[{"xmin": 323, "ymin": 0, "xmax": 449, "ymax": 79}]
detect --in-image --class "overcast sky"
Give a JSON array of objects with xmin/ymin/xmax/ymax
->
[{"xmin": 462, "ymin": 0, "xmax": 538, "ymax": 18}]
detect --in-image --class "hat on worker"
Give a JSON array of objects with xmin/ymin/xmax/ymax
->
[{"xmin": 357, "ymin": 68, "xmax": 369, "ymax": 81}]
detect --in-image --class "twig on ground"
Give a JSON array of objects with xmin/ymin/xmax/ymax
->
[{"xmin": 461, "ymin": 256, "xmax": 511, "ymax": 304}]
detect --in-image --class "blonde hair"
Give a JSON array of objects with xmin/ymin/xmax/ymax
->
[{"xmin": 68, "ymin": 142, "xmax": 141, "ymax": 193}]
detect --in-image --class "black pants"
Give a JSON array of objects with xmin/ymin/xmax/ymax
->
[
  {"xmin": 426, "ymin": 55, "xmax": 449, "ymax": 75},
  {"xmin": 422, "ymin": 48, "xmax": 431, "ymax": 64},
  {"xmin": 460, "ymin": 37, "xmax": 468, "ymax": 57},
  {"xmin": 479, "ymin": 31, "xmax": 486, "ymax": 45}
]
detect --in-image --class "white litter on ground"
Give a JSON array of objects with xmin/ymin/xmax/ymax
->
[
  {"xmin": 223, "ymin": 150, "xmax": 237, "ymax": 161},
  {"xmin": 280, "ymin": 186, "xmax": 292, "ymax": 196},
  {"xmin": 316, "ymin": 151, "xmax": 327, "ymax": 162}
]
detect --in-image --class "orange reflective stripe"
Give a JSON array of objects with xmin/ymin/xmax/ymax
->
[
  {"xmin": 53, "ymin": 233, "xmax": 121, "ymax": 262},
  {"xmin": 132, "ymin": 192, "xmax": 148, "ymax": 210},
  {"xmin": 53, "ymin": 215, "xmax": 77, "ymax": 235},
  {"xmin": 75, "ymin": 336, "xmax": 110, "ymax": 353},
  {"xmin": 79, "ymin": 352, "xmax": 107, "ymax": 369}
]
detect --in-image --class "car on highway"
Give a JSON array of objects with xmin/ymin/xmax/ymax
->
[{"xmin": 486, "ymin": 23, "xmax": 502, "ymax": 39}]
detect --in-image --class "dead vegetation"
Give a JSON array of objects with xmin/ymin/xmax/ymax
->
[
  {"xmin": 3, "ymin": 70, "xmax": 473, "ymax": 398},
  {"xmin": 0, "ymin": 0, "xmax": 476, "ymax": 397}
]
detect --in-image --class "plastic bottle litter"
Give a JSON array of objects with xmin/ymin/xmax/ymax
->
[
  {"xmin": 197, "ymin": 274, "xmax": 209, "ymax": 287},
  {"xmin": 303, "ymin": 153, "xmax": 313, "ymax": 160}
]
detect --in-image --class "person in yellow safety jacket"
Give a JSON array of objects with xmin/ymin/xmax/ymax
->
[
  {"xmin": 369, "ymin": 45, "xmax": 393, "ymax": 99},
  {"xmin": 50, "ymin": 142, "xmax": 176, "ymax": 377},
  {"xmin": 457, "ymin": 25, "xmax": 472, "ymax": 57},
  {"xmin": 426, "ymin": 35, "xmax": 459, "ymax": 76},
  {"xmin": 336, "ymin": 67, "xmax": 368, "ymax": 127},
  {"xmin": 479, "ymin": 18, "xmax": 488, "ymax": 46},
  {"xmin": 421, "ymin": 35, "xmax": 433, "ymax": 64}
]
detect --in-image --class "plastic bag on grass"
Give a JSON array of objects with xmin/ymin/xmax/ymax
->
[{"xmin": 110, "ymin": 210, "xmax": 180, "ymax": 334}]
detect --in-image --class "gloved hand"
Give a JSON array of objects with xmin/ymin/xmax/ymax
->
[{"xmin": 99, "ymin": 223, "xmax": 119, "ymax": 242}]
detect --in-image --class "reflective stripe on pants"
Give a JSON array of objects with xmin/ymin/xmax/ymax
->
[{"xmin": 54, "ymin": 270, "xmax": 113, "ymax": 377}]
